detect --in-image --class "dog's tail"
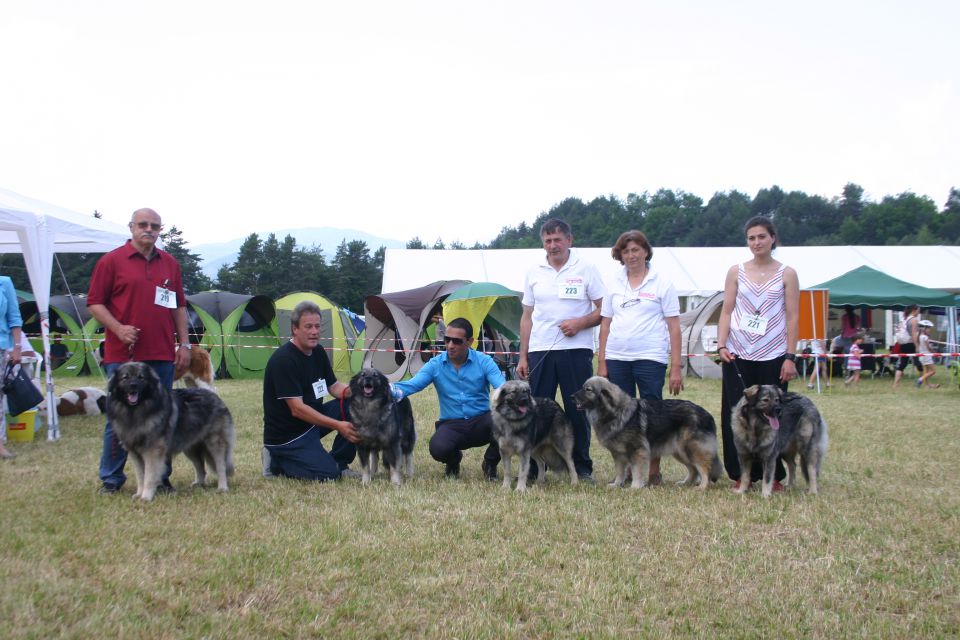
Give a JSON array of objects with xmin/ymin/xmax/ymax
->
[
  {"xmin": 816, "ymin": 418, "xmax": 829, "ymax": 476},
  {"xmin": 709, "ymin": 454, "xmax": 723, "ymax": 483}
]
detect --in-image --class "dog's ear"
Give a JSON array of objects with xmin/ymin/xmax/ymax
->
[{"xmin": 743, "ymin": 385, "xmax": 760, "ymax": 401}]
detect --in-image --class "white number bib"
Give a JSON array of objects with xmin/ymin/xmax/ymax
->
[
  {"xmin": 154, "ymin": 286, "xmax": 176, "ymax": 309},
  {"xmin": 312, "ymin": 378, "xmax": 329, "ymax": 400},
  {"xmin": 737, "ymin": 313, "xmax": 769, "ymax": 336},
  {"xmin": 558, "ymin": 279, "xmax": 584, "ymax": 300}
]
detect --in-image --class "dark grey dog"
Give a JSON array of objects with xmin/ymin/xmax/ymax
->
[
  {"xmin": 731, "ymin": 384, "xmax": 829, "ymax": 497},
  {"xmin": 490, "ymin": 380, "xmax": 578, "ymax": 491},
  {"xmin": 107, "ymin": 361, "xmax": 235, "ymax": 501},
  {"xmin": 348, "ymin": 368, "xmax": 416, "ymax": 486},
  {"xmin": 573, "ymin": 376, "xmax": 722, "ymax": 489}
]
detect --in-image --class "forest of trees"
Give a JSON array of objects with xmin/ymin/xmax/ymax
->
[{"xmin": 1, "ymin": 182, "xmax": 957, "ymax": 312}]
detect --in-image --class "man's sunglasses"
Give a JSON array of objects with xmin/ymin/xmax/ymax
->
[
  {"xmin": 133, "ymin": 221, "xmax": 163, "ymax": 231},
  {"xmin": 443, "ymin": 336, "xmax": 465, "ymax": 346}
]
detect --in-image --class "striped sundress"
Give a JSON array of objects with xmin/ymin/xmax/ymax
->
[{"xmin": 726, "ymin": 263, "xmax": 788, "ymax": 362}]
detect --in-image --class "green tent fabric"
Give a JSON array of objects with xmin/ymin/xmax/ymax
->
[
  {"xmin": 188, "ymin": 292, "xmax": 281, "ymax": 379},
  {"xmin": 441, "ymin": 282, "xmax": 522, "ymax": 378},
  {"xmin": 275, "ymin": 292, "xmax": 360, "ymax": 382},
  {"xmin": 810, "ymin": 265, "xmax": 955, "ymax": 309},
  {"xmin": 441, "ymin": 282, "xmax": 521, "ymax": 341},
  {"xmin": 19, "ymin": 295, "xmax": 92, "ymax": 376}
]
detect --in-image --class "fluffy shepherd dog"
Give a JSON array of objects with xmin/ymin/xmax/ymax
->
[
  {"xmin": 490, "ymin": 380, "xmax": 578, "ymax": 491},
  {"xmin": 348, "ymin": 368, "xmax": 416, "ymax": 486},
  {"xmin": 107, "ymin": 361, "xmax": 235, "ymax": 501},
  {"xmin": 572, "ymin": 376, "xmax": 722, "ymax": 489},
  {"xmin": 731, "ymin": 384, "xmax": 828, "ymax": 497}
]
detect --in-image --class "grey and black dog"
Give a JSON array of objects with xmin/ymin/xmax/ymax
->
[
  {"xmin": 348, "ymin": 368, "xmax": 416, "ymax": 486},
  {"xmin": 107, "ymin": 361, "xmax": 235, "ymax": 501},
  {"xmin": 490, "ymin": 380, "xmax": 578, "ymax": 491},
  {"xmin": 731, "ymin": 384, "xmax": 828, "ymax": 497},
  {"xmin": 573, "ymin": 376, "xmax": 723, "ymax": 489}
]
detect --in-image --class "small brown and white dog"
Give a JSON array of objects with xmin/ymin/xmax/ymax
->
[
  {"xmin": 174, "ymin": 347, "xmax": 215, "ymax": 391},
  {"xmin": 54, "ymin": 387, "xmax": 107, "ymax": 416}
]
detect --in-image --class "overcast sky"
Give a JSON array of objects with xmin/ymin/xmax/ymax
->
[{"xmin": 2, "ymin": 1, "xmax": 957, "ymax": 249}]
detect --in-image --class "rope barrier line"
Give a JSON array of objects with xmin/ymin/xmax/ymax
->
[{"xmin": 22, "ymin": 333, "xmax": 958, "ymax": 357}]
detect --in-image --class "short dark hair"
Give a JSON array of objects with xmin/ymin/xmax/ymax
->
[
  {"xmin": 611, "ymin": 230, "xmax": 653, "ymax": 264},
  {"xmin": 291, "ymin": 301, "xmax": 322, "ymax": 329},
  {"xmin": 743, "ymin": 216, "xmax": 779, "ymax": 249},
  {"xmin": 539, "ymin": 218, "xmax": 571, "ymax": 238},
  {"xmin": 446, "ymin": 317, "xmax": 474, "ymax": 339}
]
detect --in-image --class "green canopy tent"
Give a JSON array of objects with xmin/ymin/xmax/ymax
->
[
  {"xmin": 188, "ymin": 292, "xmax": 281, "ymax": 379},
  {"xmin": 810, "ymin": 265, "xmax": 955, "ymax": 309},
  {"xmin": 19, "ymin": 295, "xmax": 92, "ymax": 376},
  {"xmin": 275, "ymin": 292, "xmax": 360, "ymax": 382}
]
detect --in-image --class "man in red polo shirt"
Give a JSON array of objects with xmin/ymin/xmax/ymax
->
[{"xmin": 88, "ymin": 207, "xmax": 192, "ymax": 495}]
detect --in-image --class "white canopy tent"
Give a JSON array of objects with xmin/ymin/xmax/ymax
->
[
  {"xmin": 0, "ymin": 187, "xmax": 129, "ymax": 440},
  {"xmin": 383, "ymin": 246, "xmax": 960, "ymax": 296}
]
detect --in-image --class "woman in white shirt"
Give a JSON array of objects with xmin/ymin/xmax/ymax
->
[{"xmin": 598, "ymin": 230, "xmax": 682, "ymax": 486}]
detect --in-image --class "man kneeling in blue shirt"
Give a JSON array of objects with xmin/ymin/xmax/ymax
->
[{"xmin": 393, "ymin": 317, "xmax": 505, "ymax": 479}]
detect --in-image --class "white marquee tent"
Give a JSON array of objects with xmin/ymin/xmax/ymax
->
[
  {"xmin": 383, "ymin": 246, "xmax": 960, "ymax": 296},
  {"xmin": 0, "ymin": 187, "xmax": 129, "ymax": 440}
]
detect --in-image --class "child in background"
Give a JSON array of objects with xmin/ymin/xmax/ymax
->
[
  {"xmin": 844, "ymin": 333, "xmax": 865, "ymax": 389},
  {"xmin": 915, "ymin": 320, "xmax": 939, "ymax": 389}
]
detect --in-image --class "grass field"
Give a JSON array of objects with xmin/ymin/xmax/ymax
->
[{"xmin": 1, "ymin": 372, "xmax": 958, "ymax": 638}]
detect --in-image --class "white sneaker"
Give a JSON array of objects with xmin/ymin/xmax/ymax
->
[{"xmin": 261, "ymin": 446, "xmax": 275, "ymax": 478}]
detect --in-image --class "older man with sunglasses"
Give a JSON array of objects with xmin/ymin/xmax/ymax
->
[
  {"xmin": 392, "ymin": 317, "xmax": 505, "ymax": 480},
  {"xmin": 88, "ymin": 208, "xmax": 192, "ymax": 495}
]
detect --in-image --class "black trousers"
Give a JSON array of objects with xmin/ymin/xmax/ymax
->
[
  {"xmin": 428, "ymin": 411, "xmax": 501, "ymax": 468},
  {"xmin": 527, "ymin": 349, "xmax": 594, "ymax": 476},
  {"xmin": 720, "ymin": 357, "xmax": 787, "ymax": 482}
]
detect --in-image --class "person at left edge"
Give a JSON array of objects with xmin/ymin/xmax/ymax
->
[
  {"xmin": 87, "ymin": 208, "xmax": 191, "ymax": 494},
  {"xmin": 261, "ymin": 301, "xmax": 360, "ymax": 481}
]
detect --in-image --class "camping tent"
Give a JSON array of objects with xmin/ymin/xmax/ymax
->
[
  {"xmin": 441, "ymin": 282, "xmax": 522, "ymax": 379},
  {"xmin": 0, "ymin": 187, "xmax": 129, "ymax": 440},
  {"xmin": 363, "ymin": 280, "xmax": 468, "ymax": 381},
  {"xmin": 19, "ymin": 295, "xmax": 94, "ymax": 376},
  {"xmin": 275, "ymin": 292, "xmax": 359, "ymax": 382},
  {"xmin": 810, "ymin": 265, "xmax": 955, "ymax": 309},
  {"xmin": 187, "ymin": 292, "xmax": 281, "ymax": 379}
]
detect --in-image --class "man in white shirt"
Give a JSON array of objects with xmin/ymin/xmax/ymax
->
[{"xmin": 516, "ymin": 219, "xmax": 604, "ymax": 482}]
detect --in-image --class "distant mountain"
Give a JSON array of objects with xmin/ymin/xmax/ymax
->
[{"xmin": 192, "ymin": 227, "xmax": 405, "ymax": 279}]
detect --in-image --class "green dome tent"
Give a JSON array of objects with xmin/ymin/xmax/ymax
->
[
  {"xmin": 275, "ymin": 292, "xmax": 360, "ymax": 383},
  {"xmin": 188, "ymin": 292, "xmax": 281, "ymax": 379},
  {"xmin": 19, "ymin": 295, "xmax": 92, "ymax": 376}
]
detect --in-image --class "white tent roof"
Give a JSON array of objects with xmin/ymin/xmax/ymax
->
[
  {"xmin": 0, "ymin": 187, "xmax": 130, "ymax": 440},
  {"xmin": 383, "ymin": 246, "xmax": 960, "ymax": 296}
]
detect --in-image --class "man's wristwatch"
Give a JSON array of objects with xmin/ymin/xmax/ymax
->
[
  {"xmin": 179, "ymin": 342, "xmax": 192, "ymax": 350},
  {"xmin": 783, "ymin": 353, "xmax": 796, "ymax": 362}
]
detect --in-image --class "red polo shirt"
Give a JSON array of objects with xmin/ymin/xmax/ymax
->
[{"xmin": 87, "ymin": 240, "xmax": 186, "ymax": 364}]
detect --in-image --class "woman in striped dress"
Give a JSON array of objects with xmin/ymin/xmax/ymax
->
[{"xmin": 716, "ymin": 216, "xmax": 800, "ymax": 491}]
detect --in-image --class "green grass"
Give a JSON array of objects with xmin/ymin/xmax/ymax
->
[{"xmin": 1, "ymin": 373, "xmax": 958, "ymax": 638}]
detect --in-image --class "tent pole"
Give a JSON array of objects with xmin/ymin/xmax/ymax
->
[{"xmin": 38, "ymin": 312, "xmax": 60, "ymax": 440}]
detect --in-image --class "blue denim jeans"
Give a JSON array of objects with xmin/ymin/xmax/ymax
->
[
  {"xmin": 605, "ymin": 359, "xmax": 667, "ymax": 401},
  {"xmin": 264, "ymin": 398, "xmax": 357, "ymax": 481},
  {"xmin": 98, "ymin": 361, "xmax": 174, "ymax": 488}
]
